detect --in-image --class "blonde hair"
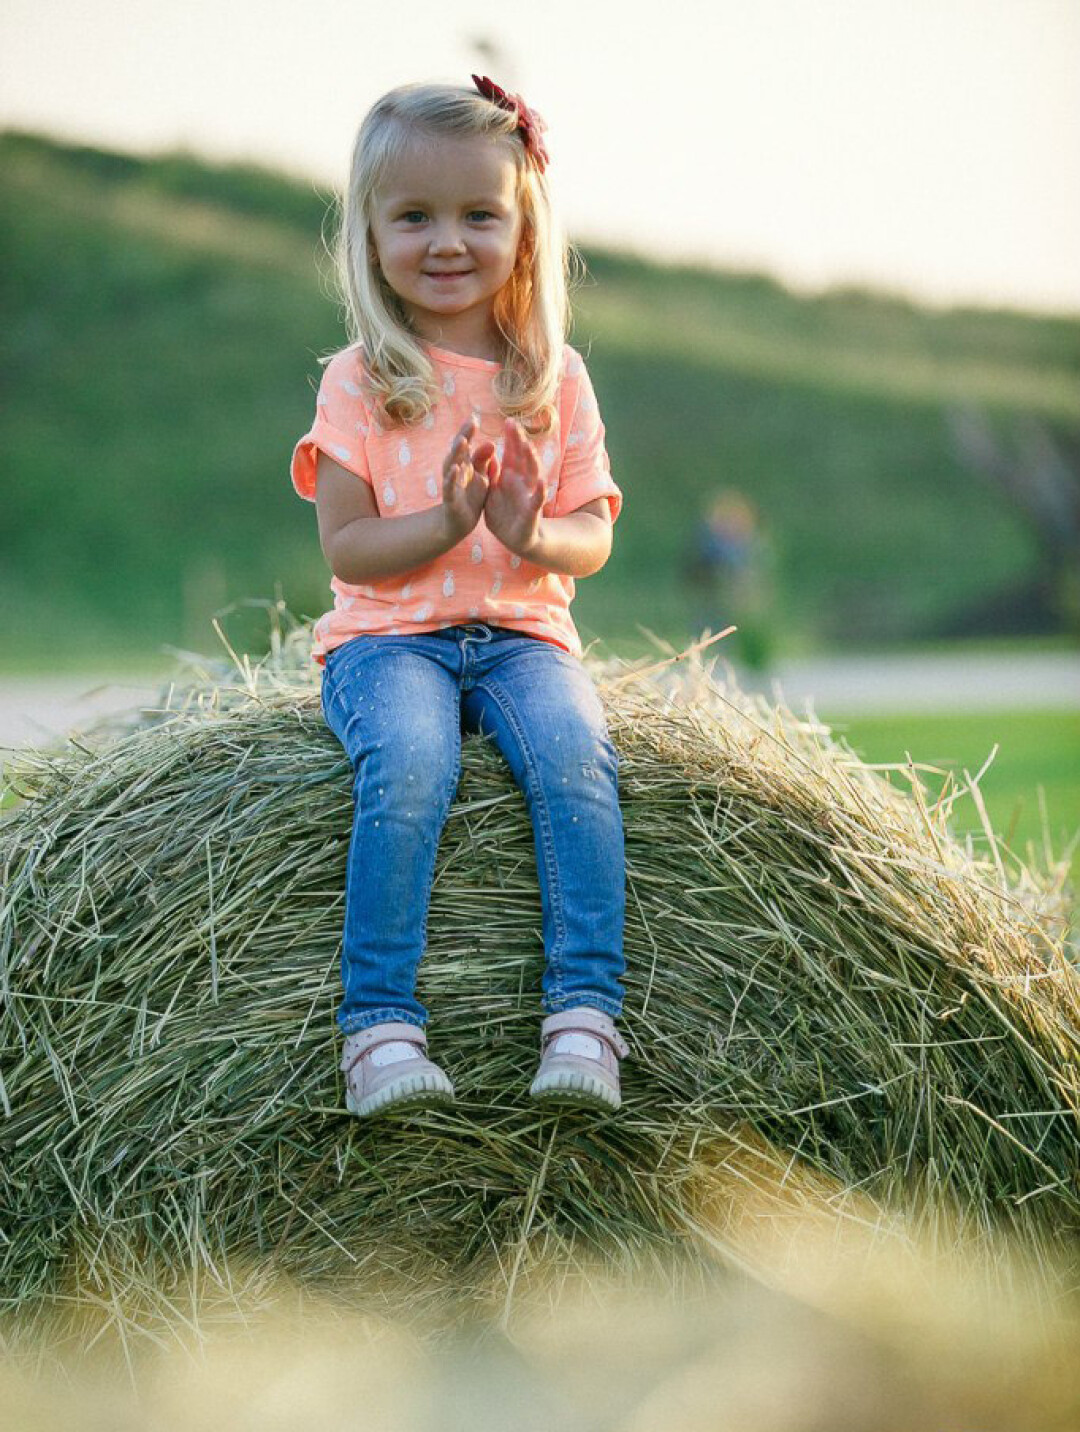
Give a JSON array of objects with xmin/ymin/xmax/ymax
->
[{"xmin": 331, "ymin": 81, "xmax": 574, "ymax": 433}]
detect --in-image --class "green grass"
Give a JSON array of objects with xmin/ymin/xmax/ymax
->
[{"xmin": 827, "ymin": 706, "xmax": 1080, "ymax": 883}]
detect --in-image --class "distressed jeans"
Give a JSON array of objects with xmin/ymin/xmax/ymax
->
[{"xmin": 320, "ymin": 624, "xmax": 626, "ymax": 1034}]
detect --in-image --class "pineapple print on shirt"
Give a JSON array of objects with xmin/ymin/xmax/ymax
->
[{"xmin": 289, "ymin": 343, "xmax": 621, "ymax": 665}]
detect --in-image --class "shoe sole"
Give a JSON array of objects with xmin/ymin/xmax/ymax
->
[
  {"xmin": 346, "ymin": 1071, "xmax": 455, "ymax": 1119},
  {"xmin": 529, "ymin": 1070, "xmax": 620, "ymax": 1112}
]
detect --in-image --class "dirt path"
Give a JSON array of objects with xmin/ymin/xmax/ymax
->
[{"xmin": 1, "ymin": 650, "xmax": 1076, "ymax": 751}]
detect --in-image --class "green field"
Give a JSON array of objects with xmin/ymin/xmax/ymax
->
[
  {"xmin": 829, "ymin": 706, "xmax": 1080, "ymax": 884},
  {"xmin": 2, "ymin": 129, "xmax": 1078, "ymax": 668}
]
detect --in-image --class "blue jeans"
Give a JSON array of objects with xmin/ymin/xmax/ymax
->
[{"xmin": 320, "ymin": 624, "xmax": 626, "ymax": 1034}]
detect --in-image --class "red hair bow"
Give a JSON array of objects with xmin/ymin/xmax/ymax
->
[{"xmin": 471, "ymin": 74, "xmax": 551, "ymax": 174}]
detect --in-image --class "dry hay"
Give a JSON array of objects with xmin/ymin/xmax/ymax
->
[
  {"xmin": 2, "ymin": 1215, "xmax": 1079, "ymax": 1432},
  {"xmin": 1, "ymin": 620, "xmax": 1077, "ymax": 1326}
]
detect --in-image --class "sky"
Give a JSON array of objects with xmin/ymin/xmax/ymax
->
[{"xmin": 2, "ymin": 0, "xmax": 1078, "ymax": 313}]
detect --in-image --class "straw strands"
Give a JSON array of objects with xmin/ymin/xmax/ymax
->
[{"xmin": 1, "ymin": 623, "xmax": 1077, "ymax": 1324}]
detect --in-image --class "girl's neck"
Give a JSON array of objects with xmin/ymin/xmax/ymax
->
[{"xmin": 409, "ymin": 314, "xmax": 502, "ymax": 365}]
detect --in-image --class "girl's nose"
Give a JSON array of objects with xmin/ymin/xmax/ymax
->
[{"xmin": 429, "ymin": 225, "xmax": 466, "ymax": 254}]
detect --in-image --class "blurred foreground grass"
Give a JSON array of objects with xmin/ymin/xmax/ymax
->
[{"xmin": 2, "ymin": 1205, "xmax": 1077, "ymax": 1432}]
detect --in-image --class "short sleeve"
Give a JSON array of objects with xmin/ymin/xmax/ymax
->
[
  {"xmin": 553, "ymin": 351, "xmax": 622, "ymax": 522},
  {"xmin": 289, "ymin": 349, "xmax": 374, "ymax": 501}
]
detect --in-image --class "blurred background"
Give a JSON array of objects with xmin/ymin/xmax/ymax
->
[{"xmin": 1, "ymin": 0, "xmax": 1077, "ymax": 873}]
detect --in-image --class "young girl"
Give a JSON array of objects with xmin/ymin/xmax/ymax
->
[{"xmin": 290, "ymin": 77, "xmax": 628, "ymax": 1120}]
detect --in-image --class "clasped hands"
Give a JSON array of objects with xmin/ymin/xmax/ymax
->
[{"xmin": 442, "ymin": 416, "xmax": 545, "ymax": 560}]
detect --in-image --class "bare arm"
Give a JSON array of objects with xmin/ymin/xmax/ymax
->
[
  {"xmin": 314, "ymin": 419, "xmax": 493, "ymax": 584},
  {"xmin": 519, "ymin": 499, "xmax": 613, "ymax": 577}
]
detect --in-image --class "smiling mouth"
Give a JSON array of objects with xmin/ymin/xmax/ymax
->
[{"xmin": 425, "ymin": 270, "xmax": 472, "ymax": 279}]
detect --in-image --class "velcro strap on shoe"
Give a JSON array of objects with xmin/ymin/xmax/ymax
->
[
  {"xmin": 541, "ymin": 1007, "xmax": 629, "ymax": 1060},
  {"xmin": 341, "ymin": 1021, "xmax": 428, "ymax": 1072}
]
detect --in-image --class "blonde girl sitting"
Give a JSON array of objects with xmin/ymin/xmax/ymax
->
[{"xmin": 290, "ymin": 77, "xmax": 628, "ymax": 1119}]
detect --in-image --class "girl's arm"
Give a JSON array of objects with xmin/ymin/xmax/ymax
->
[
  {"xmin": 518, "ymin": 499, "xmax": 613, "ymax": 577},
  {"xmin": 315, "ymin": 419, "xmax": 492, "ymax": 584}
]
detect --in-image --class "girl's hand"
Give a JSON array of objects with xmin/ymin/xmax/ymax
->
[
  {"xmin": 441, "ymin": 418, "xmax": 491, "ymax": 542},
  {"xmin": 483, "ymin": 419, "xmax": 545, "ymax": 558}
]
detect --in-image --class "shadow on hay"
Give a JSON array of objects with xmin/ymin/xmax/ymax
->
[{"xmin": 1, "ymin": 622, "xmax": 1077, "ymax": 1319}]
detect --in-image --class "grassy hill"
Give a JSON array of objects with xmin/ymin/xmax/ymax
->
[{"xmin": 2, "ymin": 129, "xmax": 1077, "ymax": 670}]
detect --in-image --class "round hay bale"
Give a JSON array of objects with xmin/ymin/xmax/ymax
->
[{"xmin": 1, "ymin": 629, "xmax": 1077, "ymax": 1318}]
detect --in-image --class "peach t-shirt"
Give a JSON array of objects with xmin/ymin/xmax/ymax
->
[{"xmin": 290, "ymin": 342, "xmax": 622, "ymax": 665}]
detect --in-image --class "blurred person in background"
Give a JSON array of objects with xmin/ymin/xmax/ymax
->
[{"xmin": 682, "ymin": 489, "xmax": 776, "ymax": 674}]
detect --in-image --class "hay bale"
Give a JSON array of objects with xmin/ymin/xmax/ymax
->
[{"xmin": 1, "ymin": 628, "xmax": 1077, "ymax": 1318}]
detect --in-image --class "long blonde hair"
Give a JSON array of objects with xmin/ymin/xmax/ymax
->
[{"xmin": 332, "ymin": 81, "xmax": 574, "ymax": 433}]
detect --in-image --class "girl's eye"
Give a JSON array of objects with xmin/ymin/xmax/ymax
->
[
  {"xmin": 402, "ymin": 211, "xmax": 426, "ymax": 223},
  {"xmin": 468, "ymin": 210, "xmax": 494, "ymax": 222}
]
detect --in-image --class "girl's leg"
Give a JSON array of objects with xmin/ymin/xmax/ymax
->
[
  {"xmin": 462, "ymin": 637, "xmax": 625, "ymax": 1017},
  {"xmin": 321, "ymin": 636, "xmax": 461, "ymax": 1034}
]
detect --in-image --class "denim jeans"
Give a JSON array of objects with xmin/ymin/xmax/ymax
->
[{"xmin": 320, "ymin": 624, "xmax": 626, "ymax": 1034}]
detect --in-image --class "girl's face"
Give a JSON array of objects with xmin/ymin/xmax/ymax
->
[{"xmin": 369, "ymin": 132, "xmax": 523, "ymax": 352}]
